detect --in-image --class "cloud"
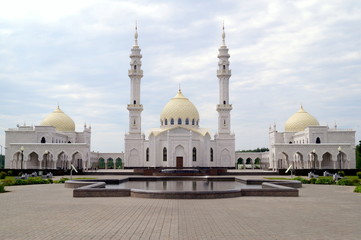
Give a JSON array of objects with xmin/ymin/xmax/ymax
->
[{"xmin": 1, "ymin": 0, "xmax": 360, "ymax": 152}]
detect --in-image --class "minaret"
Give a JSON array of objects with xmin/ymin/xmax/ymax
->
[
  {"xmin": 127, "ymin": 24, "xmax": 143, "ymax": 133},
  {"xmin": 216, "ymin": 24, "xmax": 232, "ymax": 135}
]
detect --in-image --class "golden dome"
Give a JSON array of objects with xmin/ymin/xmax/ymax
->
[
  {"xmin": 285, "ymin": 106, "xmax": 319, "ymax": 132},
  {"xmin": 160, "ymin": 90, "xmax": 199, "ymax": 126},
  {"xmin": 40, "ymin": 106, "xmax": 76, "ymax": 132}
]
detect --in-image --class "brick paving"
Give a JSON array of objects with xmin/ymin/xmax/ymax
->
[{"xmin": 1, "ymin": 178, "xmax": 361, "ymax": 240}]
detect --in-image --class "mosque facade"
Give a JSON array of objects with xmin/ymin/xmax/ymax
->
[
  {"xmin": 3, "ymin": 27, "xmax": 356, "ymax": 171},
  {"xmin": 124, "ymin": 26, "xmax": 235, "ymax": 168}
]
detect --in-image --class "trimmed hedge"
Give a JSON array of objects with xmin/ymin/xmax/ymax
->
[
  {"xmin": 0, "ymin": 171, "xmax": 7, "ymax": 179},
  {"xmin": 315, "ymin": 177, "xmax": 334, "ymax": 185},
  {"xmin": 357, "ymin": 172, "xmax": 361, "ymax": 179},
  {"xmin": 0, "ymin": 184, "xmax": 4, "ymax": 193},
  {"xmin": 336, "ymin": 178, "xmax": 354, "ymax": 186},
  {"xmin": 354, "ymin": 185, "xmax": 361, "ymax": 193},
  {"xmin": 1, "ymin": 177, "xmax": 52, "ymax": 186},
  {"xmin": 292, "ymin": 177, "xmax": 309, "ymax": 184}
]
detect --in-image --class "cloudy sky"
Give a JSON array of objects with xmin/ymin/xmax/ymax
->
[{"xmin": 1, "ymin": 0, "xmax": 360, "ymax": 153}]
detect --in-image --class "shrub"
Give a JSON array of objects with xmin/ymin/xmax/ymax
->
[
  {"xmin": 357, "ymin": 172, "xmax": 361, "ymax": 179},
  {"xmin": 0, "ymin": 184, "xmax": 5, "ymax": 193},
  {"xmin": 292, "ymin": 177, "xmax": 309, "ymax": 184},
  {"xmin": 18, "ymin": 172, "xmax": 23, "ymax": 176},
  {"xmin": 309, "ymin": 178, "xmax": 317, "ymax": 184},
  {"xmin": 7, "ymin": 170, "xmax": 13, "ymax": 176},
  {"xmin": 354, "ymin": 185, "xmax": 361, "ymax": 193},
  {"xmin": 315, "ymin": 177, "xmax": 334, "ymax": 185},
  {"xmin": 15, "ymin": 179, "xmax": 28, "ymax": 185},
  {"xmin": 352, "ymin": 178, "xmax": 360, "ymax": 185},
  {"xmin": 337, "ymin": 178, "xmax": 354, "ymax": 186},
  {"xmin": 1, "ymin": 179, "xmax": 15, "ymax": 186},
  {"xmin": 47, "ymin": 179, "xmax": 53, "ymax": 184},
  {"xmin": 0, "ymin": 171, "xmax": 7, "ymax": 179},
  {"xmin": 58, "ymin": 177, "xmax": 69, "ymax": 183},
  {"xmin": 338, "ymin": 171, "xmax": 345, "ymax": 177},
  {"xmin": 27, "ymin": 177, "xmax": 48, "ymax": 185}
]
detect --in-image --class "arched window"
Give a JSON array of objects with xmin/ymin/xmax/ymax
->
[
  {"xmin": 146, "ymin": 148, "xmax": 149, "ymax": 162},
  {"xmin": 223, "ymin": 100, "xmax": 226, "ymax": 104},
  {"xmin": 185, "ymin": 118, "xmax": 189, "ymax": 125},
  {"xmin": 164, "ymin": 119, "xmax": 168, "ymax": 125},
  {"xmin": 178, "ymin": 118, "xmax": 182, "ymax": 125},
  {"xmin": 223, "ymin": 65, "xmax": 226, "ymax": 70},
  {"xmin": 134, "ymin": 65, "xmax": 136, "ymax": 70},
  {"xmin": 210, "ymin": 148, "xmax": 213, "ymax": 162},
  {"xmin": 192, "ymin": 147, "xmax": 197, "ymax": 162},
  {"xmin": 68, "ymin": 141, "xmax": 71, "ymax": 143},
  {"xmin": 170, "ymin": 118, "xmax": 174, "ymax": 125},
  {"xmin": 196, "ymin": 120, "xmax": 199, "ymax": 125},
  {"xmin": 192, "ymin": 119, "xmax": 195, "ymax": 125},
  {"xmin": 133, "ymin": 100, "xmax": 136, "ymax": 104},
  {"xmin": 316, "ymin": 137, "xmax": 321, "ymax": 144},
  {"xmin": 160, "ymin": 120, "xmax": 163, "ymax": 126},
  {"xmin": 41, "ymin": 137, "xmax": 46, "ymax": 143},
  {"xmin": 163, "ymin": 147, "xmax": 167, "ymax": 161}
]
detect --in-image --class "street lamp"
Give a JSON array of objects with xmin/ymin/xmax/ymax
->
[
  {"xmin": 44, "ymin": 150, "xmax": 49, "ymax": 169},
  {"xmin": 20, "ymin": 146, "xmax": 24, "ymax": 169},
  {"xmin": 338, "ymin": 146, "xmax": 342, "ymax": 169}
]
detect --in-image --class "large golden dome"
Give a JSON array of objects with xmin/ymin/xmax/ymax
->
[
  {"xmin": 40, "ymin": 106, "xmax": 76, "ymax": 132},
  {"xmin": 285, "ymin": 106, "xmax": 319, "ymax": 132},
  {"xmin": 160, "ymin": 90, "xmax": 199, "ymax": 126}
]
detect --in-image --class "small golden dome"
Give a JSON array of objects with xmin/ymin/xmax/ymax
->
[
  {"xmin": 160, "ymin": 90, "xmax": 199, "ymax": 125},
  {"xmin": 40, "ymin": 106, "xmax": 76, "ymax": 132},
  {"xmin": 285, "ymin": 106, "xmax": 319, "ymax": 132}
]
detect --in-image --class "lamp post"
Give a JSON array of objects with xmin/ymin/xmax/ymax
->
[
  {"xmin": 44, "ymin": 150, "xmax": 49, "ymax": 169},
  {"xmin": 338, "ymin": 146, "xmax": 342, "ymax": 169},
  {"xmin": 312, "ymin": 149, "xmax": 316, "ymax": 171},
  {"xmin": 20, "ymin": 146, "xmax": 24, "ymax": 169}
]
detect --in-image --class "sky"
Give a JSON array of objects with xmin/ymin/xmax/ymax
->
[{"xmin": 1, "ymin": 0, "xmax": 360, "ymax": 153}]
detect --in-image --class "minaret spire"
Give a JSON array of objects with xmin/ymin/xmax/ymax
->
[
  {"xmin": 134, "ymin": 21, "xmax": 138, "ymax": 47},
  {"xmin": 216, "ymin": 22, "xmax": 232, "ymax": 135},
  {"xmin": 222, "ymin": 21, "xmax": 226, "ymax": 46},
  {"xmin": 127, "ymin": 23, "xmax": 143, "ymax": 134}
]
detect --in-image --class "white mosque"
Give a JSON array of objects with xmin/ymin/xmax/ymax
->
[{"xmin": 4, "ymin": 27, "xmax": 356, "ymax": 171}]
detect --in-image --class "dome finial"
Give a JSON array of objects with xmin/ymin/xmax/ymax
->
[
  {"xmin": 222, "ymin": 21, "xmax": 226, "ymax": 46},
  {"xmin": 178, "ymin": 83, "xmax": 181, "ymax": 93},
  {"xmin": 134, "ymin": 21, "xmax": 138, "ymax": 46}
]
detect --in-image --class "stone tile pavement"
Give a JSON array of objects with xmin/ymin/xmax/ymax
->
[{"xmin": 1, "ymin": 178, "xmax": 361, "ymax": 240}]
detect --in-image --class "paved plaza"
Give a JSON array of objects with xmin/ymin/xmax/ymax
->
[{"xmin": 1, "ymin": 176, "xmax": 361, "ymax": 240}]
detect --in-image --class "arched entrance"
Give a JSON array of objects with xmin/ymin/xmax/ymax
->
[
  {"xmin": 107, "ymin": 158, "xmax": 114, "ymax": 169},
  {"xmin": 98, "ymin": 158, "xmax": 105, "ymax": 169},
  {"xmin": 322, "ymin": 152, "xmax": 333, "ymax": 169},
  {"xmin": 115, "ymin": 158, "xmax": 123, "ymax": 169}
]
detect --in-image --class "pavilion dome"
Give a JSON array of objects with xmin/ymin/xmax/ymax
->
[
  {"xmin": 160, "ymin": 90, "xmax": 200, "ymax": 126},
  {"xmin": 40, "ymin": 106, "xmax": 76, "ymax": 132},
  {"xmin": 285, "ymin": 106, "xmax": 319, "ymax": 132}
]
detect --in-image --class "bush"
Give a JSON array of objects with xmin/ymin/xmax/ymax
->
[
  {"xmin": 0, "ymin": 171, "xmax": 7, "ymax": 179},
  {"xmin": 1, "ymin": 179, "xmax": 15, "ymax": 186},
  {"xmin": 58, "ymin": 177, "xmax": 69, "ymax": 183},
  {"xmin": 15, "ymin": 179, "xmax": 28, "ymax": 185},
  {"xmin": 7, "ymin": 170, "xmax": 13, "ymax": 176},
  {"xmin": 0, "ymin": 184, "xmax": 5, "ymax": 193},
  {"xmin": 315, "ymin": 177, "xmax": 334, "ymax": 185},
  {"xmin": 27, "ymin": 177, "xmax": 48, "ymax": 185},
  {"xmin": 337, "ymin": 178, "xmax": 354, "ymax": 186},
  {"xmin": 354, "ymin": 185, "xmax": 361, "ymax": 193},
  {"xmin": 292, "ymin": 177, "xmax": 309, "ymax": 184},
  {"xmin": 338, "ymin": 171, "xmax": 345, "ymax": 177},
  {"xmin": 309, "ymin": 178, "xmax": 317, "ymax": 184},
  {"xmin": 47, "ymin": 179, "xmax": 53, "ymax": 184},
  {"xmin": 357, "ymin": 172, "xmax": 361, "ymax": 179},
  {"xmin": 352, "ymin": 178, "xmax": 360, "ymax": 185}
]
